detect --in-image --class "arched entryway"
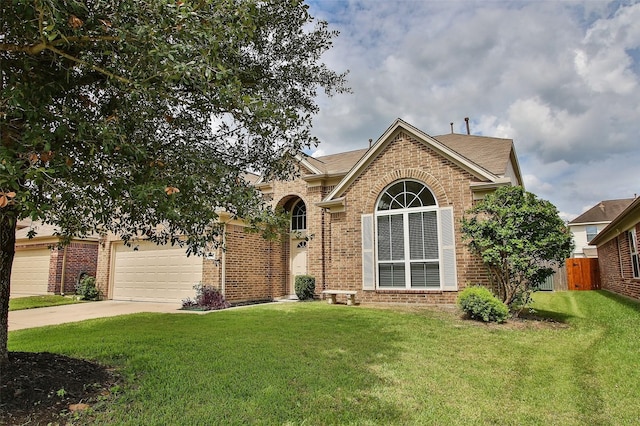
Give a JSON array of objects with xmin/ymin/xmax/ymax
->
[{"xmin": 281, "ymin": 196, "xmax": 309, "ymax": 296}]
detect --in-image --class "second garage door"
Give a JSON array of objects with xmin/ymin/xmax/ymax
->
[
  {"xmin": 112, "ymin": 242, "xmax": 203, "ymax": 303},
  {"xmin": 10, "ymin": 248, "xmax": 51, "ymax": 297}
]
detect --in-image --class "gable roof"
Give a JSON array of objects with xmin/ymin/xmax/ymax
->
[
  {"xmin": 569, "ymin": 198, "xmax": 635, "ymax": 225},
  {"xmin": 323, "ymin": 118, "xmax": 520, "ymax": 202},
  {"xmin": 590, "ymin": 196, "xmax": 640, "ymax": 246}
]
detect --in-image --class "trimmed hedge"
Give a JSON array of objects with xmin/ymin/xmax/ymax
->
[
  {"xmin": 458, "ymin": 285, "xmax": 509, "ymax": 323},
  {"xmin": 294, "ymin": 275, "xmax": 315, "ymax": 300}
]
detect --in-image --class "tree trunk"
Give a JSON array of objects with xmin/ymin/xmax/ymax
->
[{"xmin": 0, "ymin": 212, "xmax": 17, "ymax": 367}]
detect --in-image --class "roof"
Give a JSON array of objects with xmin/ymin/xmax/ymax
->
[
  {"xmin": 303, "ymin": 148, "xmax": 370, "ymax": 175},
  {"xmin": 322, "ymin": 118, "xmax": 521, "ymax": 203},
  {"xmin": 569, "ymin": 198, "xmax": 635, "ymax": 225},
  {"xmin": 15, "ymin": 221, "xmax": 100, "ymax": 242},
  {"xmin": 590, "ymin": 196, "xmax": 640, "ymax": 246},
  {"xmin": 432, "ymin": 133, "xmax": 514, "ymax": 176}
]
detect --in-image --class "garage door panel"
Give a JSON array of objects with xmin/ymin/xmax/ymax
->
[
  {"xmin": 10, "ymin": 249, "xmax": 51, "ymax": 297},
  {"xmin": 112, "ymin": 242, "xmax": 202, "ymax": 303}
]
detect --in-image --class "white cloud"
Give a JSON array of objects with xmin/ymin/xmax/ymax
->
[{"xmin": 307, "ymin": 0, "xmax": 640, "ymax": 219}]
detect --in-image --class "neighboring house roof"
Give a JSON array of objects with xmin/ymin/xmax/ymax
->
[
  {"xmin": 569, "ymin": 198, "xmax": 635, "ymax": 225},
  {"xmin": 590, "ymin": 196, "xmax": 640, "ymax": 246},
  {"xmin": 322, "ymin": 118, "xmax": 521, "ymax": 203}
]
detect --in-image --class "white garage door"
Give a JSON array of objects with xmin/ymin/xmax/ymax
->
[
  {"xmin": 10, "ymin": 249, "xmax": 51, "ymax": 297},
  {"xmin": 112, "ymin": 242, "xmax": 203, "ymax": 303}
]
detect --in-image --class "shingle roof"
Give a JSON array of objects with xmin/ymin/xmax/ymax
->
[
  {"xmin": 304, "ymin": 133, "xmax": 513, "ymax": 178},
  {"xmin": 432, "ymin": 133, "xmax": 514, "ymax": 176},
  {"xmin": 303, "ymin": 148, "xmax": 370, "ymax": 175},
  {"xmin": 569, "ymin": 198, "xmax": 635, "ymax": 224}
]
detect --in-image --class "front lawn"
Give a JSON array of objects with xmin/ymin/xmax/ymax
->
[
  {"xmin": 9, "ymin": 295, "xmax": 82, "ymax": 311},
  {"xmin": 8, "ymin": 291, "xmax": 640, "ymax": 425}
]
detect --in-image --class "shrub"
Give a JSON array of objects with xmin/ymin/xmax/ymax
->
[
  {"xmin": 74, "ymin": 275, "xmax": 101, "ymax": 301},
  {"xmin": 182, "ymin": 283, "xmax": 230, "ymax": 311},
  {"xmin": 294, "ymin": 275, "xmax": 315, "ymax": 300},
  {"xmin": 458, "ymin": 286, "xmax": 509, "ymax": 323}
]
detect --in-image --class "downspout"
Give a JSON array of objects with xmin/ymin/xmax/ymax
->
[
  {"xmin": 321, "ymin": 208, "xmax": 326, "ymax": 291},
  {"xmin": 59, "ymin": 246, "xmax": 68, "ymax": 296},
  {"xmin": 221, "ymin": 222, "xmax": 226, "ymax": 297}
]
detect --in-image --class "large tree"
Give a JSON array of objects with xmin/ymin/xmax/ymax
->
[
  {"xmin": 461, "ymin": 186, "xmax": 573, "ymax": 309},
  {"xmin": 0, "ymin": 0, "xmax": 347, "ymax": 364}
]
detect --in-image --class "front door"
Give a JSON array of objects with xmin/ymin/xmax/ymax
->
[{"xmin": 290, "ymin": 238, "xmax": 308, "ymax": 295}]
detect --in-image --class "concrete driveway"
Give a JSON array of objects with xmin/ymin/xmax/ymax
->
[{"xmin": 8, "ymin": 300, "xmax": 190, "ymax": 332}]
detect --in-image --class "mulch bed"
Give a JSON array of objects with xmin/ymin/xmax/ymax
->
[{"xmin": 1, "ymin": 352, "xmax": 119, "ymax": 425}]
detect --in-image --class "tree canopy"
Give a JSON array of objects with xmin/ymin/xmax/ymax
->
[
  {"xmin": 0, "ymin": 0, "xmax": 348, "ymax": 364},
  {"xmin": 461, "ymin": 186, "xmax": 573, "ymax": 309}
]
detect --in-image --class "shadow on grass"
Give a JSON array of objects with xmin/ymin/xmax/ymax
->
[
  {"xmin": 522, "ymin": 308, "xmax": 574, "ymax": 323},
  {"xmin": 595, "ymin": 289, "xmax": 640, "ymax": 313}
]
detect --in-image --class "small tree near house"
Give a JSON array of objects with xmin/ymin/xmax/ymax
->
[{"xmin": 461, "ymin": 186, "xmax": 573, "ymax": 310}]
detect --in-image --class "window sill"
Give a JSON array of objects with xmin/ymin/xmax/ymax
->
[{"xmin": 372, "ymin": 289, "xmax": 455, "ymax": 294}]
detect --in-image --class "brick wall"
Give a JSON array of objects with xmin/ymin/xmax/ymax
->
[
  {"xmin": 597, "ymin": 223, "xmax": 640, "ymax": 300},
  {"xmin": 215, "ymin": 224, "xmax": 285, "ymax": 303},
  {"xmin": 324, "ymin": 131, "xmax": 490, "ymax": 304}
]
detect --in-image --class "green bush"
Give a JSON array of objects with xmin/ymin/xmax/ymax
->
[
  {"xmin": 458, "ymin": 285, "xmax": 509, "ymax": 323},
  {"xmin": 294, "ymin": 275, "xmax": 315, "ymax": 300},
  {"xmin": 74, "ymin": 275, "xmax": 101, "ymax": 301}
]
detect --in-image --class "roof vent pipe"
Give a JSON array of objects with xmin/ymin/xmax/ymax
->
[
  {"xmin": 450, "ymin": 122, "xmax": 454, "ymax": 134},
  {"xmin": 368, "ymin": 138, "xmax": 373, "ymax": 148},
  {"xmin": 464, "ymin": 117, "xmax": 470, "ymax": 135}
]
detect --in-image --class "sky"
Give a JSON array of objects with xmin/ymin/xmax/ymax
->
[{"xmin": 304, "ymin": 0, "xmax": 640, "ymax": 221}]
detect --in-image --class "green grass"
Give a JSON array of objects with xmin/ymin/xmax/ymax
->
[
  {"xmin": 8, "ymin": 291, "xmax": 640, "ymax": 425},
  {"xmin": 9, "ymin": 295, "xmax": 82, "ymax": 311}
]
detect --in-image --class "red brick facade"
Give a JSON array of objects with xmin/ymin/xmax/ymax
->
[
  {"xmin": 596, "ymin": 224, "xmax": 640, "ymax": 300},
  {"xmin": 218, "ymin": 125, "xmax": 510, "ymax": 305}
]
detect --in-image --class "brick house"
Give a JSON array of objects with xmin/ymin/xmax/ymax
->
[
  {"xmin": 11, "ymin": 223, "xmax": 99, "ymax": 297},
  {"xmin": 94, "ymin": 118, "xmax": 523, "ymax": 305},
  {"xmin": 590, "ymin": 196, "xmax": 640, "ymax": 300}
]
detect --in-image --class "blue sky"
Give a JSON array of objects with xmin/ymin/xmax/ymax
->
[{"xmin": 305, "ymin": 0, "xmax": 640, "ymax": 220}]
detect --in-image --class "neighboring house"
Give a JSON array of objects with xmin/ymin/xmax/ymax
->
[
  {"xmin": 11, "ymin": 222, "xmax": 99, "ymax": 297},
  {"xmin": 568, "ymin": 198, "xmax": 635, "ymax": 258},
  {"xmin": 95, "ymin": 118, "xmax": 523, "ymax": 305},
  {"xmin": 590, "ymin": 196, "xmax": 640, "ymax": 301}
]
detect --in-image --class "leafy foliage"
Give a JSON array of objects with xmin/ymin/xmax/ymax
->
[
  {"xmin": 461, "ymin": 186, "xmax": 573, "ymax": 310},
  {"xmin": 182, "ymin": 283, "xmax": 230, "ymax": 311},
  {"xmin": 458, "ymin": 286, "xmax": 509, "ymax": 323},
  {"xmin": 74, "ymin": 275, "xmax": 101, "ymax": 301},
  {"xmin": 294, "ymin": 275, "xmax": 315, "ymax": 300},
  {"xmin": 0, "ymin": 0, "xmax": 347, "ymax": 362}
]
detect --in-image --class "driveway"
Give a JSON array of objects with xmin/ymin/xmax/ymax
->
[{"xmin": 8, "ymin": 300, "xmax": 190, "ymax": 332}]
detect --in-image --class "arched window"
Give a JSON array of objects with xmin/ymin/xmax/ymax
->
[
  {"xmin": 375, "ymin": 180, "xmax": 440, "ymax": 289},
  {"xmin": 291, "ymin": 200, "xmax": 306, "ymax": 231}
]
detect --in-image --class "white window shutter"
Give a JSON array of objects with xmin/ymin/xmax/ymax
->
[
  {"xmin": 438, "ymin": 207, "xmax": 458, "ymax": 290},
  {"xmin": 361, "ymin": 214, "xmax": 375, "ymax": 290}
]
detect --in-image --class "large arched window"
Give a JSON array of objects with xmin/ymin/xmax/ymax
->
[
  {"xmin": 375, "ymin": 180, "xmax": 440, "ymax": 289},
  {"xmin": 291, "ymin": 200, "xmax": 307, "ymax": 231}
]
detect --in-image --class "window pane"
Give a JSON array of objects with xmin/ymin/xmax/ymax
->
[
  {"xmin": 409, "ymin": 211, "xmax": 438, "ymax": 260},
  {"xmin": 291, "ymin": 201, "xmax": 306, "ymax": 231},
  {"xmin": 379, "ymin": 263, "xmax": 405, "ymax": 287},
  {"xmin": 586, "ymin": 226, "xmax": 598, "ymax": 242},
  {"xmin": 410, "ymin": 263, "xmax": 440, "ymax": 288},
  {"xmin": 377, "ymin": 180, "xmax": 436, "ymax": 211},
  {"xmin": 390, "ymin": 214, "xmax": 405, "ymax": 261},
  {"xmin": 423, "ymin": 211, "xmax": 438, "ymax": 259},
  {"xmin": 377, "ymin": 216, "xmax": 391, "ymax": 261}
]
